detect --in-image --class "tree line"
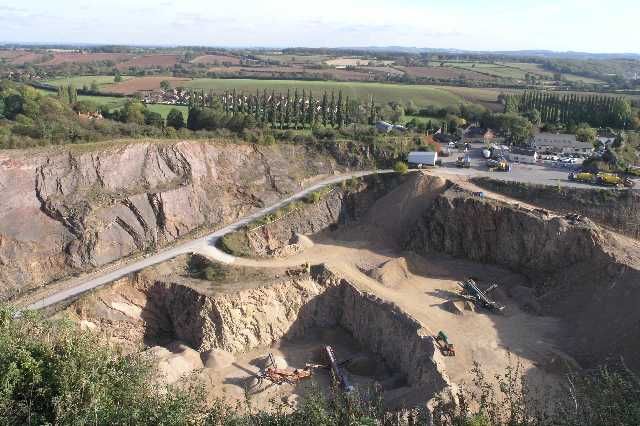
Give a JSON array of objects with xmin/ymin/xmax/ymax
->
[
  {"xmin": 505, "ymin": 91, "xmax": 634, "ymax": 129},
  {"xmin": 186, "ymin": 88, "xmax": 378, "ymax": 131}
]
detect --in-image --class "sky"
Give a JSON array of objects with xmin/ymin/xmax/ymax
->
[{"xmin": 0, "ymin": 0, "xmax": 638, "ymax": 53}]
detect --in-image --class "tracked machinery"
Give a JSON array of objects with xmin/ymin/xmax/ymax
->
[
  {"xmin": 457, "ymin": 278, "xmax": 504, "ymax": 313},
  {"xmin": 325, "ymin": 346, "xmax": 354, "ymax": 393},
  {"xmin": 434, "ymin": 331, "xmax": 456, "ymax": 356}
]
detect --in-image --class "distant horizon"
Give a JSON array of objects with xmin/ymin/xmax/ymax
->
[
  {"xmin": 1, "ymin": 0, "xmax": 638, "ymax": 55},
  {"xmin": 1, "ymin": 42, "xmax": 639, "ymax": 58}
]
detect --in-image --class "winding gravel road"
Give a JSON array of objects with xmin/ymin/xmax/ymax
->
[
  {"xmin": 26, "ymin": 170, "xmax": 392, "ymax": 311},
  {"xmin": 24, "ymin": 147, "xmax": 637, "ymax": 311}
]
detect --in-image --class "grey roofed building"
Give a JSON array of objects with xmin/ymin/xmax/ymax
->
[
  {"xmin": 531, "ymin": 133, "xmax": 594, "ymax": 154},
  {"xmin": 508, "ymin": 147, "xmax": 538, "ymax": 164}
]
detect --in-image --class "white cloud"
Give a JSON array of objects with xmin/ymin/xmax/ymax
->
[{"xmin": 0, "ymin": 0, "xmax": 637, "ymax": 53}]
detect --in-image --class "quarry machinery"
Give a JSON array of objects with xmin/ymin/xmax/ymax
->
[
  {"xmin": 325, "ymin": 346, "xmax": 354, "ymax": 393},
  {"xmin": 457, "ymin": 279, "xmax": 504, "ymax": 312},
  {"xmin": 259, "ymin": 353, "xmax": 313, "ymax": 385},
  {"xmin": 487, "ymin": 158, "xmax": 510, "ymax": 172},
  {"xmin": 568, "ymin": 172, "xmax": 634, "ymax": 188},
  {"xmin": 456, "ymin": 154, "xmax": 471, "ymax": 168},
  {"xmin": 435, "ymin": 331, "xmax": 456, "ymax": 356}
]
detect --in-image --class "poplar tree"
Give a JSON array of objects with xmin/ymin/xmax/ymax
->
[{"xmin": 321, "ymin": 91, "xmax": 328, "ymax": 127}]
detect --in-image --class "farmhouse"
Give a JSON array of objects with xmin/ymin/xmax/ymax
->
[
  {"xmin": 531, "ymin": 133, "xmax": 594, "ymax": 155},
  {"xmin": 433, "ymin": 132, "xmax": 455, "ymax": 144},
  {"xmin": 508, "ymin": 148, "xmax": 538, "ymax": 164}
]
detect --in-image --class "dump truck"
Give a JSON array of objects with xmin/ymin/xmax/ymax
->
[
  {"xmin": 568, "ymin": 172, "xmax": 596, "ymax": 184},
  {"xmin": 569, "ymin": 172, "xmax": 634, "ymax": 188},
  {"xmin": 487, "ymin": 158, "xmax": 509, "ymax": 172},
  {"xmin": 456, "ymin": 154, "xmax": 471, "ymax": 168},
  {"xmin": 435, "ymin": 331, "xmax": 456, "ymax": 356},
  {"xmin": 597, "ymin": 172, "xmax": 634, "ymax": 188}
]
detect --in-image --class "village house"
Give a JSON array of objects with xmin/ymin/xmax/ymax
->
[
  {"xmin": 530, "ymin": 133, "xmax": 594, "ymax": 155},
  {"xmin": 77, "ymin": 111, "xmax": 103, "ymax": 120}
]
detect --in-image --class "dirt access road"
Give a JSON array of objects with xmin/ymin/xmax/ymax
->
[{"xmin": 22, "ymin": 170, "xmax": 392, "ymax": 311}]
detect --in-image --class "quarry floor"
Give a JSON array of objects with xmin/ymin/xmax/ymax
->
[
  {"xmin": 228, "ymin": 237, "xmax": 567, "ymax": 392},
  {"xmin": 196, "ymin": 171, "xmax": 581, "ymax": 402}
]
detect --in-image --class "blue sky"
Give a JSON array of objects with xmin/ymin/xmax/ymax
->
[{"xmin": 1, "ymin": 0, "xmax": 638, "ymax": 53}]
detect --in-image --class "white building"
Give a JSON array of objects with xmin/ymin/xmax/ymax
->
[
  {"xmin": 531, "ymin": 133, "xmax": 593, "ymax": 155},
  {"xmin": 508, "ymin": 148, "xmax": 538, "ymax": 164},
  {"xmin": 408, "ymin": 151, "xmax": 438, "ymax": 167}
]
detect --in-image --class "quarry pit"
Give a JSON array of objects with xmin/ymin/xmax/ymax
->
[{"xmin": 64, "ymin": 171, "xmax": 640, "ymax": 413}]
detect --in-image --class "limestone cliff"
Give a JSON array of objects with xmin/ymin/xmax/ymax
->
[
  {"xmin": 472, "ymin": 177, "xmax": 640, "ymax": 239},
  {"xmin": 244, "ymin": 173, "xmax": 411, "ymax": 257},
  {"xmin": 70, "ymin": 264, "xmax": 450, "ymax": 400},
  {"xmin": 0, "ymin": 140, "xmax": 344, "ymax": 299}
]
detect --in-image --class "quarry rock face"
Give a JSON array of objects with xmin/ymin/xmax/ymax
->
[
  {"xmin": 0, "ymin": 141, "xmax": 341, "ymax": 299},
  {"xmin": 406, "ymin": 189, "xmax": 611, "ymax": 280},
  {"xmin": 472, "ymin": 177, "xmax": 640, "ymax": 239}
]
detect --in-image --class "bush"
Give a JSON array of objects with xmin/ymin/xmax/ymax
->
[
  {"xmin": 0, "ymin": 307, "xmax": 209, "ymax": 425},
  {"xmin": 217, "ymin": 231, "xmax": 253, "ymax": 257},
  {"xmin": 393, "ymin": 161, "xmax": 409, "ymax": 174}
]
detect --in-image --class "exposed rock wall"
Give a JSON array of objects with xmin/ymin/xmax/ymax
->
[
  {"xmin": 0, "ymin": 141, "xmax": 342, "ymax": 299},
  {"xmin": 239, "ymin": 174, "xmax": 445, "ymax": 256},
  {"xmin": 472, "ymin": 177, "xmax": 640, "ymax": 239},
  {"xmin": 73, "ymin": 264, "xmax": 449, "ymax": 398},
  {"xmin": 406, "ymin": 187, "xmax": 611, "ymax": 281}
]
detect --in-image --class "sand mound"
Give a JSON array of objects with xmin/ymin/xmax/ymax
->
[
  {"xmin": 294, "ymin": 233, "xmax": 314, "ymax": 249},
  {"xmin": 150, "ymin": 342, "xmax": 204, "ymax": 384},
  {"xmin": 203, "ymin": 349, "xmax": 235, "ymax": 369},
  {"xmin": 362, "ymin": 173, "xmax": 449, "ymax": 246},
  {"xmin": 441, "ymin": 300, "xmax": 475, "ymax": 316},
  {"xmin": 368, "ymin": 258, "xmax": 411, "ymax": 288}
]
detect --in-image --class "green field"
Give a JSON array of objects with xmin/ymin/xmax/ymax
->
[
  {"xmin": 184, "ymin": 78, "xmax": 466, "ymax": 108},
  {"xmin": 35, "ymin": 88, "xmax": 127, "ymax": 109},
  {"xmin": 43, "ymin": 75, "xmax": 131, "ymax": 89},
  {"xmin": 146, "ymin": 104, "xmax": 188, "ymax": 118}
]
